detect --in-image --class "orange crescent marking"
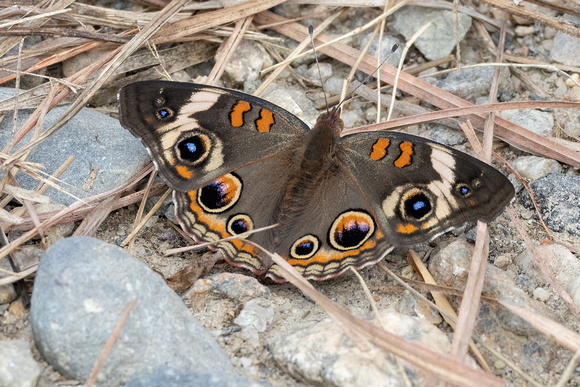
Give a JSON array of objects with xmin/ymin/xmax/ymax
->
[
  {"xmin": 256, "ymin": 109, "xmax": 274, "ymax": 132},
  {"xmin": 287, "ymin": 239, "xmax": 378, "ymax": 266},
  {"xmin": 187, "ymin": 191, "xmax": 257, "ymax": 256},
  {"xmin": 370, "ymin": 138, "xmax": 390, "ymax": 161},
  {"xmin": 396, "ymin": 223, "xmax": 418, "ymax": 234},
  {"xmin": 176, "ymin": 165, "xmax": 193, "ymax": 179},
  {"xmin": 230, "ymin": 101, "xmax": 251, "ymax": 127},
  {"xmin": 394, "ymin": 141, "xmax": 413, "ymax": 168}
]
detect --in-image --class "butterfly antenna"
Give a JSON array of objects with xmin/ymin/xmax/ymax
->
[
  {"xmin": 336, "ymin": 43, "xmax": 400, "ymax": 112},
  {"xmin": 308, "ymin": 25, "xmax": 330, "ymax": 113}
]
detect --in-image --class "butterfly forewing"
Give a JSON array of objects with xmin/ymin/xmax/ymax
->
[
  {"xmin": 340, "ymin": 131, "xmax": 515, "ymax": 246},
  {"xmin": 119, "ymin": 81, "xmax": 310, "ymax": 192}
]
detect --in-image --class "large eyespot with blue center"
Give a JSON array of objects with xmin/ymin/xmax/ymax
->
[
  {"xmin": 177, "ymin": 133, "xmax": 211, "ymax": 165},
  {"xmin": 455, "ymin": 183, "xmax": 472, "ymax": 197},
  {"xmin": 329, "ymin": 211, "xmax": 375, "ymax": 251},
  {"xmin": 290, "ymin": 235, "xmax": 320, "ymax": 259},
  {"xmin": 399, "ymin": 188, "xmax": 433, "ymax": 221},
  {"xmin": 227, "ymin": 214, "xmax": 253, "ymax": 236},
  {"xmin": 197, "ymin": 173, "xmax": 242, "ymax": 213}
]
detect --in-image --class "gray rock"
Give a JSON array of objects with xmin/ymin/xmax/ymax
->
[
  {"xmin": 234, "ymin": 298, "xmax": 275, "ymax": 333},
  {"xmin": 429, "ymin": 125, "xmax": 466, "ymax": 145},
  {"xmin": 355, "ymin": 32, "xmax": 402, "ymax": 65},
  {"xmin": 550, "ymin": 15, "xmax": 580, "ymax": 66},
  {"xmin": 514, "ymin": 244, "xmax": 580, "ymax": 308},
  {"xmin": 0, "ymin": 284, "xmax": 17, "ymax": 304},
  {"xmin": 30, "ymin": 236, "xmax": 247, "ymax": 386},
  {"xmin": 225, "ymin": 40, "xmax": 273, "ymax": 85},
  {"xmin": 0, "ymin": 340, "xmax": 42, "ymax": 387},
  {"xmin": 436, "ymin": 66, "xmax": 512, "ymax": 101},
  {"xmin": 126, "ymin": 367, "xmax": 246, "ymax": 387},
  {"xmin": 267, "ymin": 310, "xmax": 465, "ymax": 386},
  {"xmin": 33, "ymin": 203, "xmax": 75, "ymax": 246},
  {"xmin": 429, "ymin": 238, "xmax": 473, "ymax": 289},
  {"xmin": 0, "ymin": 88, "xmax": 150, "ymax": 206},
  {"xmin": 503, "ymin": 109, "xmax": 554, "ymax": 137},
  {"xmin": 533, "ymin": 288, "xmax": 550, "ymax": 302},
  {"xmin": 261, "ymin": 83, "xmax": 316, "ymax": 127},
  {"xmin": 512, "ymin": 156, "xmax": 562, "ymax": 180},
  {"xmin": 519, "ymin": 173, "xmax": 580, "ymax": 236},
  {"xmin": 191, "ymin": 273, "xmax": 271, "ymax": 302},
  {"xmin": 392, "ymin": 6, "xmax": 472, "ymax": 60}
]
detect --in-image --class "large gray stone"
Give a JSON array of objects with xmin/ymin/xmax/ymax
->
[
  {"xmin": 30, "ymin": 236, "xmax": 248, "ymax": 386},
  {"xmin": 393, "ymin": 6, "xmax": 471, "ymax": 60},
  {"xmin": 520, "ymin": 173, "xmax": 580, "ymax": 236},
  {"xmin": 0, "ymin": 89, "xmax": 149, "ymax": 205}
]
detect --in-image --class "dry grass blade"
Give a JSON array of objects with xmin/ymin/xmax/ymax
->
[
  {"xmin": 506, "ymin": 206, "xmax": 580, "ymax": 316},
  {"xmin": 0, "ymin": 164, "xmax": 156, "ymax": 260},
  {"xmin": 0, "ymin": 207, "xmax": 24, "ymax": 225},
  {"xmin": 120, "ymin": 188, "xmax": 171, "ymax": 248},
  {"xmin": 206, "ymin": 16, "xmax": 253, "ymax": 85},
  {"xmin": 451, "ymin": 12, "xmax": 507, "ymax": 361},
  {"xmin": 253, "ymin": 11, "xmax": 580, "ymax": 168},
  {"xmin": 450, "ymin": 221, "xmax": 489, "ymax": 361},
  {"xmin": 344, "ymin": 101, "xmax": 580, "ymax": 134},
  {"xmin": 260, "ymin": 249, "xmax": 503, "ymax": 386},
  {"xmin": 1, "ymin": 184, "xmax": 50, "ymax": 204},
  {"xmin": 480, "ymin": 0, "xmax": 580, "ymax": 37},
  {"xmin": 500, "ymin": 301, "xmax": 580, "ymax": 353},
  {"xmin": 73, "ymin": 193, "xmax": 122, "ymax": 237},
  {"xmin": 3, "ymin": 0, "xmax": 191, "ymax": 166},
  {"xmin": 408, "ymin": 250, "xmax": 491, "ymax": 373},
  {"xmin": 153, "ymin": 0, "xmax": 288, "ymax": 45},
  {"xmin": 85, "ymin": 299, "xmax": 137, "ymax": 387},
  {"xmin": 128, "ymin": 170, "xmax": 157, "ymax": 255},
  {"xmin": 0, "ymin": 264, "xmax": 37, "ymax": 286},
  {"xmin": 7, "ymin": 183, "xmax": 167, "ymax": 233}
]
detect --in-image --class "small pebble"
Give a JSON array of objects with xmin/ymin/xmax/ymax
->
[
  {"xmin": 515, "ymin": 26, "xmax": 535, "ymax": 36},
  {"xmin": 494, "ymin": 360, "xmax": 506, "ymax": 369},
  {"xmin": 0, "ymin": 284, "xmax": 17, "ymax": 304},
  {"xmin": 512, "ymin": 156, "xmax": 562, "ymax": 181},
  {"xmin": 533, "ymin": 287, "xmax": 550, "ymax": 302},
  {"xmin": 565, "ymin": 73, "xmax": 580, "ymax": 88},
  {"xmin": 493, "ymin": 254, "xmax": 512, "ymax": 270}
]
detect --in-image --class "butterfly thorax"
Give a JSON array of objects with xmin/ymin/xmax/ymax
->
[{"xmin": 274, "ymin": 109, "xmax": 346, "ymax": 247}]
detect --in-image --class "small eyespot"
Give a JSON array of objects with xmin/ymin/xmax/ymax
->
[
  {"xmin": 456, "ymin": 183, "xmax": 472, "ymax": 197},
  {"xmin": 197, "ymin": 173, "xmax": 242, "ymax": 213},
  {"xmin": 473, "ymin": 178, "xmax": 482, "ymax": 188},
  {"xmin": 177, "ymin": 134, "xmax": 210, "ymax": 164},
  {"xmin": 227, "ymin": 214, "xmax": 253, "ymax": 236},
  {"xmin": 402, "ymin": 192, "xmax": 432, "ymax": 221},
  {"xmin": 290, "ymin": 235, "xmax": 320, "ymax": 259},
  {"xmin": 154, "ymin": 97, "xmax": 165, "ymax": 106},
  {"xmin": 329, "ymin": 211, "xmax": 375, "ymax": 251},
  {"xmin": 156, "ymin": 107, "xmax": 173, "ymax": 120}
]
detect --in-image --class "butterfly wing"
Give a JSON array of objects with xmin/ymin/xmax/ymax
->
[
  {"xmin": 173, "ymin": 150, "xmax": 392, "ymax": 282},
  {"xmin": 339, "ymin": 131, "xmax": 515, "ymax": 246},
  {"xmin": 118, "ymin": 81, "xmax": 310, "ymax": 191}
]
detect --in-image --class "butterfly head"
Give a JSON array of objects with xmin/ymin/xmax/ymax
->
[{"xmin": 314, "ymin": 108, "xmax": 344, "ymax": 136}]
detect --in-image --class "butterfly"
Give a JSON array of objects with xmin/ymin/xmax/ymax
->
[{"xmin": 118, "ymin": 81, "xmax": 514, "ymax": 282}]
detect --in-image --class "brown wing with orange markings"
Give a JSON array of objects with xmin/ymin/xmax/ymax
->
[
  {"xmin": 119, "ymin": 81, "xmax": 309, "ymax": 192},
  {"xmin": 340, "ymin": 131, "xmax": 515, "ymax": 247}
]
